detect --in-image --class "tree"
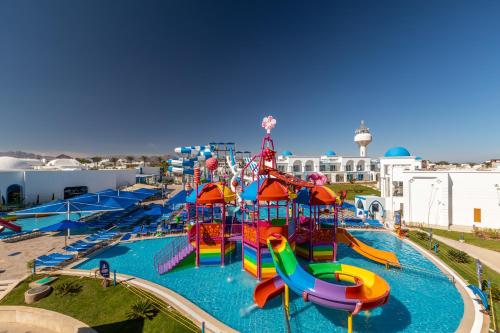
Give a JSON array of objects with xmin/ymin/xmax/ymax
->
[
  {"xmin": 149, "ymin": 156, "xmax": 163, "ymax": 167},
  {"xmin": 91, "ymin": 156, "xmax": 102, "ymax": 169},
  {"xmin": 140, "ymin": 155, "xmax": 149, "ymax": 166},
  {"xmin": 124, "ymin": 156, "xmax": 135, "ymax": 169},
  {"xmin": 76, "ymin": 158, "xmax": 91, "ymax": 165},
  {"xmin": 110, "ymin": 157, "xmax": 118, "ymax": 168}
]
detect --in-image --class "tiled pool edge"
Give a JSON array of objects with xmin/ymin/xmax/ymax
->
[
  {"xmin": 60, "ymin": 268, "xmax": 238, "ymax": 333},
  {"xmin": 402, "ymin": 235, "xmax": 486, "ymax": 333}
]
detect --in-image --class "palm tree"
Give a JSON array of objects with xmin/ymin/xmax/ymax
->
[
  {"xmin": 150, "ymin": 156, "xmax": 163, "ymax": 167},
  {"xmin": 140, "ymin": 155, "xmax": 149, "ymax": 166},
  {"xmin": 110, "ymin": 157, "xmax": 118, "ymax": 168},
  {"xmin": 91, "ymin": 156, "xmax": 102, "ymax": 169}
]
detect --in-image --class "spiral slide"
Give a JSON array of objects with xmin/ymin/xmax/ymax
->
[
  {"xmin": 336, "ymin": 228, "xmax": 401, "ymax": 268},
  {"xmin": 264, "ymin": 234, "xmax": 390, "ymax": 314},
  {"xmin": 0, "ymin": 218, "xmax": 21, "ymax": 232}
]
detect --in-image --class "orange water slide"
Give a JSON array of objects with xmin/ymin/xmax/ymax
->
[
  {"xmin": 336, "ymin": 228, "xmax": 400, "ymax": 268},
  {"xmin": 253, "ymin": 275, "xmax": 285, "ymax": 308}
]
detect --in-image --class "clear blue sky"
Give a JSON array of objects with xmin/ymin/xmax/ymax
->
[{"xmin": 1, "ymin": 0, "xmax": 499, "ymax": 161}]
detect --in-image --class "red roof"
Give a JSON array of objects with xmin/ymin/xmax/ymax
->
[{"xmin": 257, "ymin": 178, "xmax": 289, "ymax": 201}]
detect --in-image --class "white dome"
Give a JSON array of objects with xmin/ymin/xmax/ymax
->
[
  {"xmin": 45, "ymin": 158, "xmax": 82, "ymax": 170},
  {"xmin": 0, "ymin": 156, "xmax": 42, "ymax": 170}
]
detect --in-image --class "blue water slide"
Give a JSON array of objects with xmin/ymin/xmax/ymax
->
[{"xmin": 467, "ymin": 285, "xmax": 489, "ymax": 310}]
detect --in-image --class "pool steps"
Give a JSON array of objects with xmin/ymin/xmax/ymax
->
[{"xmin": 154, "ymin": 236, "xmax": 194, "ymax": 274}]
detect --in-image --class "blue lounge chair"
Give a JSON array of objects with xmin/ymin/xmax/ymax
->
[{"xmin": 47, "ymin": 253, "xmax": 74, "ymax": 260}]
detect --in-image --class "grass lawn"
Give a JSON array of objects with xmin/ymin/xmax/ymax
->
[
  {"xmin": 407, "ymin": 231, "xmax": 499, "ymax": 330},
  {"xmin": 325, "ymin": 183, "xmax": 380, "ymax": 201},
  {"xmin": 418, "ymin": 227, "xmax": 500, "ymax": 252},
  {"xmin": 0, "ymin": 274, "xmax": 199, "ymax": 333}
]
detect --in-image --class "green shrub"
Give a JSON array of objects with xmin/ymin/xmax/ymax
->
[
  {"xmin": 127, "ymin": 300, "xmax": 159, "ymax": 321},
  {"xmin": 55, "ymin": 281, "xmax": 83, "ymax": 296},
  {"xmin": 416, "ymin": 231, "xmax": 430, "ymax": 241},
  {"xmin": 490, "ymin": 283, "xmax": 500, "ymax": 301},
  {"xmin": 447, "ymin": 248, "xmax": 471, "ymax": 264}
]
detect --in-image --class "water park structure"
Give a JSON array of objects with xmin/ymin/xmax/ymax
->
[{"xmin": 154, "ymin": 116, "xmax": 401, "ymax": 332}]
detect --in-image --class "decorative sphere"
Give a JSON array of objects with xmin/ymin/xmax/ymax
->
[
  {"xmin": 205, "ymin": 157, "xmax": 218, "ymax": 172},
  {"xmin": 232, "ymin": 179, "xmax": 239, "ymax": 187},
  {"xmin": 262, "ymin": 148, "xmax": 275, "ymax": 161}
]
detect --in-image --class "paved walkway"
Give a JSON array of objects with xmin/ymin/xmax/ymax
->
[
  {"xmin": 0, "ymin": 322, "xmax": 57, "ymax": 333},
  {"xmin": 432, "ymin": 235, "xmax": 500, "ymax": 273},
  {"xmin": 0, "ymin": 233, "xmax": 86, "ymax": 280}
]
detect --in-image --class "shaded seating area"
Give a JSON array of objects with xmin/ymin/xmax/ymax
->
[{"xmin": 366, "ymin": 219, "xmax": 384, "ymax": 228}]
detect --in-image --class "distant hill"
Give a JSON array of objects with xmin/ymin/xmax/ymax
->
[
  {"xmin": 56, "ymin": 154, "xmax": 73, "ymax": 159},
  {"xmin": 0, "ymin": 151, "xmax": 52, "ymax": 160}
]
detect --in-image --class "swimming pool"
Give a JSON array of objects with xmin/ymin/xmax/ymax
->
[
  {"xmin": 0, "ymin": 213, "xmax": 88, "ymax": 238},
  {"xmin": 75, "ymin": 231, "xmax": 464, "ymax": 332}
]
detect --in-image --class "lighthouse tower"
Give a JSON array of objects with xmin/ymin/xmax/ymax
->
[{"xmin": 354, "ymin": 120, "xmax": 372, "ymax": 157}]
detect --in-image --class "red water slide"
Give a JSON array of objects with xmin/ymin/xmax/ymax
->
[{"xmin": 0, "ymin": 218, "xmax": 21, "ymax": 232}]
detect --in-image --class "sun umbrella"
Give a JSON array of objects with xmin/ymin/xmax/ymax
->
[
  {"xmin": 12, "ymin": 199, "xmax": 124, "ymax": 218},
  {"xmin": 40, "ymin": 219, "xmax": 85, "ymax": 247}
]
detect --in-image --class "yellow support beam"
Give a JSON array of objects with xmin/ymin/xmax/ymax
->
[
  {"xmin": 347, "ymin": 313, "xmax": 353, "ymax": 333},
  {"xmin": 284, "ymin": 284, "xmax": 290, "ymax": 320}
]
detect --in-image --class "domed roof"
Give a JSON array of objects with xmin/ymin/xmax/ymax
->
[
  {"xmin": 282, "ymin": 150, "xmax": 293, "ymax": 156},
  {"xmin": 326, "ymin": 150, "xmax": 336, "ymax": 157},
  {"xmin": 46, "ymin": 158, "xmax": 82, "ymax": 170},
  {"xmin": 384, "ymin": 147, "xmax": 411, "ymax": 157},
  {"xmin": 0, "ymin": 157, "xmax": 41, "ymax": 170},
  {"xmin": 196, "ymin": 182, "xmax": 235, "ymax": 204},
  {"xmin": 415, "ymin": 156, "xmax": 423, "ymax": 161}
]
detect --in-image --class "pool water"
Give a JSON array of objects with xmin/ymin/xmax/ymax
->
[
  {"xmin": 75, "ymin": 232, "xmax": 464, "ymax": 332},
  {"xmin": 0, "ymin": 213, "xmax": 87, "ymax": 238}
]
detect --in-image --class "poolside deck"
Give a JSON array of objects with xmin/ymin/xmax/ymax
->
[{"xmin": 0, "ymin": 233, "xmax": 88, "ymax": 281}]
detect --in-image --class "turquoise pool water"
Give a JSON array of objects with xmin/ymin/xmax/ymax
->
[
  {"xmin": 0, "ymin": 213, "xmax": 87, "ymax": 238},
  {"xmin": 75, "ymin": 232, "xmax": 464, "ymax": 332}
]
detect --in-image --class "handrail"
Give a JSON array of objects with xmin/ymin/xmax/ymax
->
[{"xmin": 154, "ymin": 235, "xmax": 194, "ymax": 274}]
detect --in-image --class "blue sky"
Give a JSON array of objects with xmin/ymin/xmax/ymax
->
[{"xmin": 0, "ymin": 0, "xmax": 499, "ymax": 161}]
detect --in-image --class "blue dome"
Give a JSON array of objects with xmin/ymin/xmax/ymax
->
[
  {"xmin": 326, "ymin": 150, "xmax": 336, "ymax": 157},
  {"xmin": 415, "ymin": 156, "xmax": 423, "ymax": 161},
  {"xmin": 384, "ymin": 147, "xmax": 411, "ymax": 157},
  {"xmin": 282, "ymin": 150, "xmax": 293, "ymax": 156}
]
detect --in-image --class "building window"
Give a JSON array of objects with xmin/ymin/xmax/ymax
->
[
  {"xmin": 346, "ymin": 165, "xmax": 352, "ymax": 171},
  {"xmin": 392, "ymin": 181, "xmax": 403, "ymax": 197},
  {"xmin": 64, "ymin": 186, "xmax": 88, "ymax": 199},
  {"xmin": 330, "ymin": 165, "xmax": 336, "ymax": 171},
  {"xmin": 277, "ymin": 165, "xmax": 285, "ymax": 172},
  {"xmin": 357, "ymin": 174, "xmax": 364, "ymax": 181},
  {"xmin": 319, "ymin": 164, "xmax": 326, "ymax": 172}
]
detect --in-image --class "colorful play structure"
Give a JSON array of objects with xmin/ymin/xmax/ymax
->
[{"xmin": 154, "ymin": 116, "xmax": 400, "ymax": 332}]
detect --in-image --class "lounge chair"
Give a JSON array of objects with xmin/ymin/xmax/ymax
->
[{"xmin": 47, "ymin": 253, "xmax": 74, "ymax": 260}]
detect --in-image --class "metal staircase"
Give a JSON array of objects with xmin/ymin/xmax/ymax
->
[{"xmin": 154, "ymin": 235, "xmax": 194, "ymax": 274}]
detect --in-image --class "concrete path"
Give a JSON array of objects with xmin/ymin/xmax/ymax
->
[
  {"xmin": 432, "ymin": 234, "xmax": 500, "ymax": 273},
  {"xmin": 0, "ymin": 322, "xmax": 57, "ymax": 333},
  {"xmin": 0, "ymin": 233, "xmax": 86, "ymax": 280}
]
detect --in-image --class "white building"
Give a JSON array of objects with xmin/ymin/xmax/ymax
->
[
  {"xmin": 379, "ymin": 147, "xmax": 422, "ymax": 218},
  {"xmin": 0, "ymin": 157, "xmax": 136, "ymax": 207},
  {"xmin": 402, "ymin": 170, "xmax": 500, "ymax": 230},
  {"xmin": 276, "ymin": 121, "xmax": 379, "ymax": 183}
]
